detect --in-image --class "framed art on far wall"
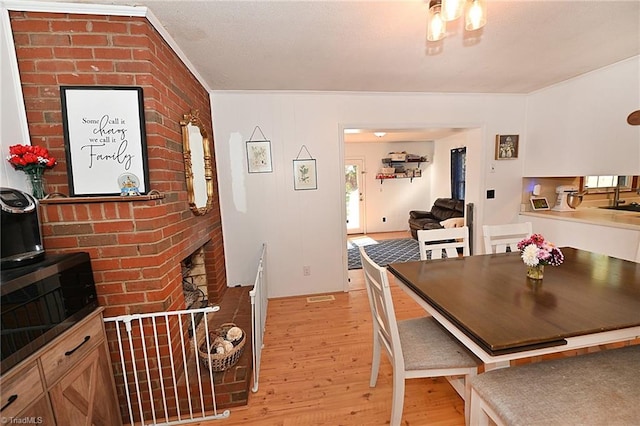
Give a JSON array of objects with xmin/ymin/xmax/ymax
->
[
  {"xmin": 495, "ymin": 134, "xmax": 519, "ymax": 160},
  {"xmin": 293, "ymin": 159, "xmax": 317, "ymax": 190},
  {"xmin": 60, "ymin": 86, "xmax": 150, "ymax": 196},
  {"xmin": 246, "ymin": 140, "xmax": 273, "ymax": 173}
]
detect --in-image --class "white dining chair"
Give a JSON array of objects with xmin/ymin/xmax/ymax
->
[
  {"xmin": 417, "ymin": 226, "xmax": 470, "ymax": 260},
  {"xmin": 359, "ymin": 247, "xmax": 479, "ymax": 426},
  {"xmin": 482, "ymin": 222, "xmax": 532, "ymax": 254}
]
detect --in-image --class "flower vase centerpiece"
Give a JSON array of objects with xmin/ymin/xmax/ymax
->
[
  {"xmin": 7, "ymin": 144, "xmax": 57, "ymax": 199},
  {"xmin": 517, "ymin": 234, "xmax": 564, "ymax": 281}
]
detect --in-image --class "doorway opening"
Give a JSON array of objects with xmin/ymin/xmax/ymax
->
[{"xmin": 342, "ymin": 126, "xmax": 483, "ymax": 292}]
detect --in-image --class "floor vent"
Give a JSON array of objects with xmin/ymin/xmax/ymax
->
[{"xmin": 306, "ymin": 295, "xmax": 336, "ymax": 303}]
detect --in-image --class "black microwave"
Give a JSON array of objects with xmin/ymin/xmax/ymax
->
[{"xmin": 0, "ymin": 252, "xmax": 98, "ymax": 373}]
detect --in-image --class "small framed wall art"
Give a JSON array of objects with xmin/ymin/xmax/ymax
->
[
  {"xmin": 246, "ymin": 126, "xmax": 273, "ymax": 173},
  {"xmin": 246, "ymin": 140, "xmax": 273, "ymax": 173},
  {"xmin": 495, "ymin": 134, "xmax": 519, "ymax": 160},
  {"xmin": 293, "ymin": 159, "xmax": 317, "ymax": 190}
]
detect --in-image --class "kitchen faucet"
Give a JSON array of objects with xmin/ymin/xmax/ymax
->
[{"xmin": 613, "ymin": 180, "xmax": 626, "ymax": 207}]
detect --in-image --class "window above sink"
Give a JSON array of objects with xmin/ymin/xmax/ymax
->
[{"xmin": 583, "ymin": 175, "xmax": 632, "ymax": 194}]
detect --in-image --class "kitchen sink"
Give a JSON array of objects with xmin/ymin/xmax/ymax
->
[{"xmin": 599, "ymin": 203, "xmax": 640, "ymax": 212}]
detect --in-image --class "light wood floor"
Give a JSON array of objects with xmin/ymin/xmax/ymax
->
[
  {"xmin": 195, "ymin": 230, "xmax": 636, "ymax": 426},
  {"xmin": 199, "ymin": 280, "xmax": 466, "ymax": 425}
]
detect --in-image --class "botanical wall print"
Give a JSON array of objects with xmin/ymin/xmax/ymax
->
[
  {"xmin": 293, "ymin": 159, "xmax": 317, "ymax": 190},
  {"xmin": 495, "ymin": 134, "xmax": 519, "ymax": 160},
  {"xmin": 246, "ymin": 140, "xmax": 273, "ymax": 173},
  {"xmin": 60, "ymin": 86, "xmax": 150, "ymax": 196}
]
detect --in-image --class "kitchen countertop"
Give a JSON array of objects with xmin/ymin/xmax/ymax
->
[{"xmin": 520, "ymin": 207, "xmax": 640, "ymax": 231}]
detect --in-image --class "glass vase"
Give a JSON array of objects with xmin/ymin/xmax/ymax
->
[
  {"xmin": 526, "ymin": 264, "xmax": 544, "ymax": 280},
  {"xmin": 26, "ymin": 173, "xmax": 46, "ymax": 200}
]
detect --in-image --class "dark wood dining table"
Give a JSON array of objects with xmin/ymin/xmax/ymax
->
[{"xmin": 387, "ymin": 247, "xmax": 640, "ymax": 368}]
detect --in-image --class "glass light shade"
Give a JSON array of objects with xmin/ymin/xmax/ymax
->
[
  {"xmin": 465, "ymin": 0, "xmax": 487, "ymax": 31},
  {"xmin": 442, "ymin": 0, "xmax": 464, "ymax": 22},
  {"xmin": 427, "ymin": 2, "xmax": 446, "ymax": 42}
]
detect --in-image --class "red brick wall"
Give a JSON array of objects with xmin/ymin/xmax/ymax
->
[
  {"xmin": 10, "ymin": 11, "xmax": 227, "ymax": 315},
  {"xmin": 10, "ymin": 10, "xmax": 231, "ymax": 419}
]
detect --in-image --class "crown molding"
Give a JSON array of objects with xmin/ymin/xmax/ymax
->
[{"xmin": 1, "ymin": 0, "xmax": 146, "ymax": 16}]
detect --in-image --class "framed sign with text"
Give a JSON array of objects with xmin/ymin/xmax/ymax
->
[{"xmin": 60, "ymin": 86, "xmax": 150, "ymax": 196}]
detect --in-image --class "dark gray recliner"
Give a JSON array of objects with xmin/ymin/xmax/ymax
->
[{"xmin": 408, "ymin": 198, "xmax": 464, "ymax": 240}]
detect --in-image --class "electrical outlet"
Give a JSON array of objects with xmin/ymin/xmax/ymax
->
[
  {"xmin": 487, "ymin": 189, "xmax": 495, "ymax": 199},
  {"xmin": 382, "ymin": 217, "xmax": 386, "ymax": 222},
  {"xmin": 303, "ymin": 265, "xmax": 311, "ymax": 276}
]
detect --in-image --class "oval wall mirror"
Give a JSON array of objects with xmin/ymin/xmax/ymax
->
[{"xmin": 180, "ymin": 110, "xmax": 214, "ymax": 215}]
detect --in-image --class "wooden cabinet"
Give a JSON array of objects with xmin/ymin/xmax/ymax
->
[
  {"xmin": 0, "ymin": 363, "xmax": 43, "ymax": 418},
  {"xmin": 17, "ymin": 396, "xmax": 56, "ymax": 424},
  {"xmin": 49, "ymin": 342, "xmax": 121, "ymax": 426},
  {"xmin": 0, "ymin": 309, "xmax": 121, "ymax": 426},
  {"xmin": 40, "ymin": 312, "xmax": 105, "ymax": 386}
]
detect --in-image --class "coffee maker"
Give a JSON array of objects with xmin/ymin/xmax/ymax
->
[{"xmin": 1, "ymin": 187, "xmax": 45, "ymax": 268}]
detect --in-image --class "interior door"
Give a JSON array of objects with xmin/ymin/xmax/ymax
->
[{"xmin": 345, "ymin": 158, "xmax": 365, "ymax": 235}]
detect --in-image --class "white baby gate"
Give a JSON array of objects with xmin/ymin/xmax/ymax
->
[
  {"xmin": 249, "ymin": 243, "xmax": 268, "ymax": 392},
  {"xmin": 104, "ymin": 306, "xmax": 229, "ymax": 425}
]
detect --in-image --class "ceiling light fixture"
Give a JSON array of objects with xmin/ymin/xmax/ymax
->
[
  {"xmin": 427, "ymin": 0, "xmax": 487, "ymax": 42},
  {"xmin": 374, "ymin": 132, "xmax": 387, "ymax": 138}
]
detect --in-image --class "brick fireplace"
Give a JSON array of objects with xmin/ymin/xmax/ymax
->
[
  {"xmin": 182, "ymin": 247, "xmax": 209, "ymax": 309},
  {"xmin": 9, "ymin": 9, "xmax": 239, "ymax": 420}
]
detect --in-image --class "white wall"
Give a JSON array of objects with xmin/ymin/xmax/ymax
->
[
  {"xmin": 524, "ymin": 56, "xmax": 640, "ymax": 176},
  {"xmin": 210, "ymin": 92, "xmax": 527, "ymax": 298},
  {"xmin": 344, "ymin": 140, "xmax": 434, "ymax": 233},
  {"xmin": 1, "ymin": 7, "xmax": 31, "ymax": 191}
]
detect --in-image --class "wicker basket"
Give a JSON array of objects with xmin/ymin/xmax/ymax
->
[{"xmin": 196, "ymin": 322, "xmax": 245, "ymax": 372}]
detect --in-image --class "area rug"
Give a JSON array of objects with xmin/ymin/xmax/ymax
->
[{"xmin": 348, "ymin": 238, "xmax": 420, "ymax": 270}]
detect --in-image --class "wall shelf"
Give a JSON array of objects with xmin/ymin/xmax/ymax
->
[
  {"xmin": 377, "ymin": 155, "xmax": 426, "ymax": 184},
  {"xmin": 376, "ymin": 175, "xmax": 419, "ymax": 184},
  {"xmin": 382, "ymin": 158, "xmax": 426, "ymax": 167},
  {"xmin": 39, "ymin": 192, "xmax": 165, "ymax": 204}
]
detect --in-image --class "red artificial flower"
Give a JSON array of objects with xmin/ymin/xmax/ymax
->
[{"xmin": 6, "ymin": 144, "xmax": 57, "ymax": 173}]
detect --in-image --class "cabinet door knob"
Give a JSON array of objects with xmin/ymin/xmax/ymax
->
[
  {"xmin": 1, "ymin": 394, "xmax": 18, "ymax": 412},
  {"xmin": 65, "ymin": 335, "xmax": 91, "ymax": 356}
]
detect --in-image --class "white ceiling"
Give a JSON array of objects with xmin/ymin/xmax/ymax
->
[
  {"xmin": 29, "ymin": 0, "xmax": 640, "ymax": 141},
  {"xmin": 38, "ymin": 0, "xmax": 640, "ymax": 94}
]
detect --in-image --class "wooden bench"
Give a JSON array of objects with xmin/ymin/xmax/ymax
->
[{"xmin": 470, "ymin": 345, "xmax": 640, "ymax": 426}]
